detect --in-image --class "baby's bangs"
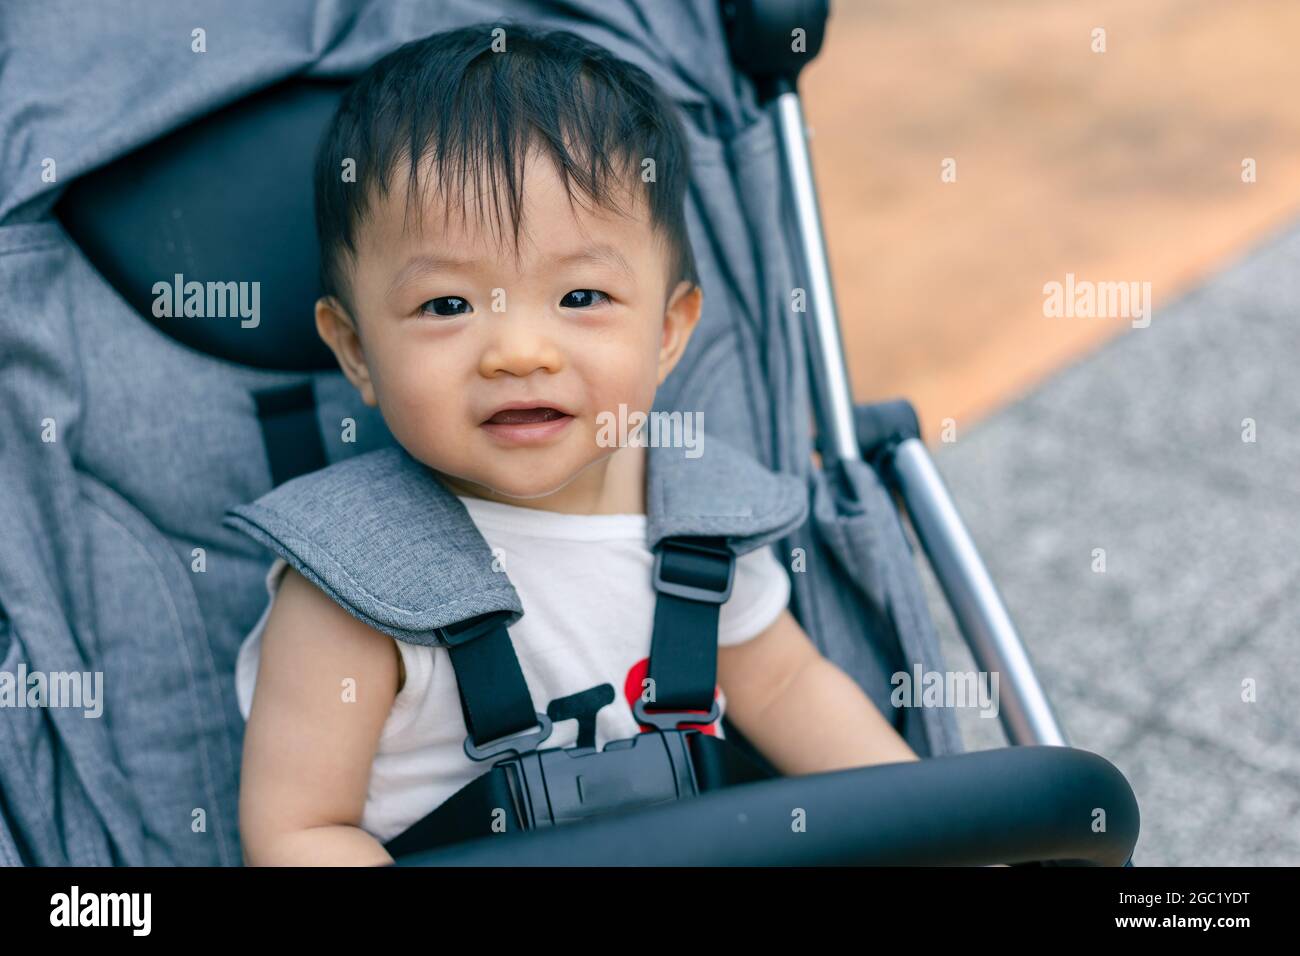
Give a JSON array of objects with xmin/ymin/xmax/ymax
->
[{"xmin": 397, "ymin": 55, "xmax": 648, "ymax": 253}]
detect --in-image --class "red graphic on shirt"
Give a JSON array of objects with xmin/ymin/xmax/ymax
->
[{"xmin": 623, "ymin": 657, "xmax": 720, "ymax": 736}]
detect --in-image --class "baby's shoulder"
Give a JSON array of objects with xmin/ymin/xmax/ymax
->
[{"xmin": 260, "ymin": 564, "xmax": 405, "ymax": 691}]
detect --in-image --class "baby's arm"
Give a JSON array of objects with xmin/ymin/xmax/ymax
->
[
  {"xmin": 718, "ymin": 608, "xmax": 919, "ymax": 775},
  {"xmin": 239, "ymin": 565, "xmax": 400, "ymax": 866}
]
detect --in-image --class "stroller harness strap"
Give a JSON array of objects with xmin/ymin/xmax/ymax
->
[
  {"xmin": 438, "ymin": 533, "xmax": 737, "ymax": 756},
  {"xmin": 223, "ymin": 431, "xmax": 809, "ymax": 853},
  {"xmin": 384, "ymin": 535, "xmax": 756, "ymax": 857},
  {"xmin": 645, "ymin": 535, "xmax": 736, "ymax": 715}
]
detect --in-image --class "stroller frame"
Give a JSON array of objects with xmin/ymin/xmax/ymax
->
[{"xmin": 770, "ymin": 76, "xmax": 1067, "ymax": 749}]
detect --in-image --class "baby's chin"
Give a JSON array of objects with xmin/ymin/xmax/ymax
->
[
  {"xmin": 430, "ymin": 461, "xmax": 590, "ymax": 504},
  {"xmin": 407, "ymin": 429, "xmax": 618, "ymax": 505}
]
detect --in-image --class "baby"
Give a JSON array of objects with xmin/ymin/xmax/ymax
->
[{"xmin": 235, "ymin": 22, "xmax": 918, "ymax": 866}]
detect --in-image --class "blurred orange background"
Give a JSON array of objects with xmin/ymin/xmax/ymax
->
[{"xmin": 800, "ymin": 0, "xmax": 1300, "ymax": 436}]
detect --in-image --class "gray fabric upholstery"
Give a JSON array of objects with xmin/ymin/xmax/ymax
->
[{"xmin": 0, "ymin": 0, "xmax": 962, "ymax": 866}]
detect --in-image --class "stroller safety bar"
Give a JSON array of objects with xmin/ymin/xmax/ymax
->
[{"xmin": 394, "ymin": 744, "xmax": 1138, "ymax": 866}]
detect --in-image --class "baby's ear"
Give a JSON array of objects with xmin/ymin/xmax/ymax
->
[
  {"xmin": 658, "ymin": 281, "xmax": 703, "ymax": 385},
  {"xmin": 314, "ymin": 296, "xmax": 377, "ymax": 407},
  {"xmin": 669, "ymin": 280, "xmax": 703, "ymax": 330}
]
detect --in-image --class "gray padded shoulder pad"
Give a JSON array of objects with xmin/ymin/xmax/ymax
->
[
  {"xmin": 224, "ymin": 432, "xmax": 809, "ymax": 646},
  {"xmin": 224, "ymin": 446, "xmax": 521, "ymax": 647},
  {"xmin": 644, "ymin": 432, "xmax": 809, "ymax": 555}
]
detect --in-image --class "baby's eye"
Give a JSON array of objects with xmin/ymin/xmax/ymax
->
[
  {"xmin": 419, "ymin": 296, "xmax": 472, "ymax": 317},
  {"xmin": 559, "ymin": 289, "xmax": 610, "ymax": 309}
]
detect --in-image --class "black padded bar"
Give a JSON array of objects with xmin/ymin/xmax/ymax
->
[{"xmin": 393, "ymin": 745, "xmax": 1139, "ymax": 867}]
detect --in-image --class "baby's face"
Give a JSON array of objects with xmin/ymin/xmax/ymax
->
[{"xmin": 317, "ymin": 149, "xmax": 701, "ymax": 507}]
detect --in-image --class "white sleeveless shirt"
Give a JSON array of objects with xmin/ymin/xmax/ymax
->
[{"xmin": 234, "ymin": 494, "xmax": 791, "ymax": 845}]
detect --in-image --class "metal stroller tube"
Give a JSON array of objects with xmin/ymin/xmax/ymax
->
[
  {"xmin": 888, "ymin": 439, "xmax": 1070, "ymax": 747},
  {"xmin": 755, "ymin": 14, "xmax": 1070, "ymax": 749},
  {"xmin": 769, "ymin": 85, "xmax": 862, "ymax": 465},
  {"xmin": 394, "ymin": 745, "xmax": 1139, "ymax": 866}
]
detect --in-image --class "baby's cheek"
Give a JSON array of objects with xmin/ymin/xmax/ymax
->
[
  {"xmin": 380, "ymin": 348, "xmax": 454, "ymax": 411},
  {"xmin": 588, "ymin": 347, "xmax": 660, "ymax": 409},
  {"xmin": 372, "ymin": 365, "xmax": 457, "ymax": 450}
]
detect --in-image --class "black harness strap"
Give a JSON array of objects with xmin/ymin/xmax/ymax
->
[
  {"xmin": 688, "ymin": 733, "xmax": 778, "ymax": 791},
  {"xmin": 252, "ymin": 382, "xmax": 327, "ymax": 486},
  {"xmin": 383, "ymin": 761, "xmax": 528, "ymax": 859},
  {"xmin": 642, "ymin": 536, "xmax": 736, "ymax": 715},
  {"xmin": 437, "ymin": 612, "xmax": 545, "ymax": 755},
  {"xmin": 382, "ymin": 535, "xmax": 752, "ymax": 859}
]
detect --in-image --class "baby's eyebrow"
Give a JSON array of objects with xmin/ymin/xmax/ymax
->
[
  {"xmin": 387, "ymin": 254, "xmax": 477, "ymax": 298},
  {"xmin": 386, "ymin": 244, "xmax": 635, "ymax": 299},
  {"xmin": 550, "ymin": 244, "xmax": 635, "ymax": 280}
]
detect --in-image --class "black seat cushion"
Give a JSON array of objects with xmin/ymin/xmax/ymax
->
[{"xmin": 56, "ymin": 80, "xmax": 347, "ymax": 371}]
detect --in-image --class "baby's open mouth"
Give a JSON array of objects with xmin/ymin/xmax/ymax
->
[
  {"xmin": 480, "ymin": 406, "xmax": 575, "ymax": 446},
  {"xmin": 483, "ymin": 407, "xmax": 570, "ymax": 425}
]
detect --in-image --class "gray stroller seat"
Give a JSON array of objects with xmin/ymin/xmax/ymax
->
[{"xmin": 0, "ymin": 0, "xmax": 1138, "ymax": 866}]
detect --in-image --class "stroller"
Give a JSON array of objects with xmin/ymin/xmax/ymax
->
[{"xmin": 0, "ymin": 0, "xmax": 1138, "ymax": 866}]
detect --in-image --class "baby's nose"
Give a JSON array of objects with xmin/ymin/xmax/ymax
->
[{"xmin": 480, "ymin": 316, "xmax": 565, "ymax": 377}]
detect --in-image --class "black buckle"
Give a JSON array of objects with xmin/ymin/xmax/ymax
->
[
  {"xmin": 463, "ymin": 712, "xmax": 553, "ymax": 762},
  {"xmin": 633, "ymin": 697, "xmax": 722, "ymax": 731},
  {"xmin": 510, "ymin": 731, "xmax": 701, "ymax": 828},
  {"xmin": 652, "ymin": 537, "xmax": 735, "ymax": 605},
  {"xmin": 432, "ymin": 610, "xmax": 512, "ymax": 648}
]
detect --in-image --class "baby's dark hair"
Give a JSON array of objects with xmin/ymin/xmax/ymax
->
[{"xmin": 313, "ymin": 21, "xmax": 700, "ymax": 314}]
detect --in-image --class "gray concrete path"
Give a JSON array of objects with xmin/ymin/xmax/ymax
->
[{"xmin": 923, "ymin": 221, "xmax": 1300, "ymax": 865}]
